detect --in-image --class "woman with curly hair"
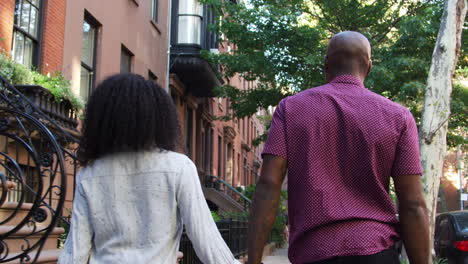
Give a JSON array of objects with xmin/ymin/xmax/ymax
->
[{"xmin": 59, "ymin": 73, "xmax": 240, "ymax": 264}]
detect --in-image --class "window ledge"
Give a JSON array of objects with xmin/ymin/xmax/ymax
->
[{"xmin": 150, "ymin": 20, "xmax": 161, "ymax": 35}]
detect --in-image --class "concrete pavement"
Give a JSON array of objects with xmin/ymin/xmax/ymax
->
[{"xmin": 263, "ymin": 247, "xmax": 291, "ymax": 264}]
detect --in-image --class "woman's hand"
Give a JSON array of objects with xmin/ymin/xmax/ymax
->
[{"xmin": 177, "ymin": 251, "xmax": 183, "ymax": 263}]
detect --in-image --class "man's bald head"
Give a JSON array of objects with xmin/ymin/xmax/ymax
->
[{"xmin": 325, "ymin": 31, "xmax": 372, "ymax": 82}]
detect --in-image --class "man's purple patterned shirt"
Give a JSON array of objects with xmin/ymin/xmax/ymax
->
[{"xmin": 262, "ymin": 75, "xmax": 423, "ymax": 263}]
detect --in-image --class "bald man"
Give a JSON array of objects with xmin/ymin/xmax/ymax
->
[{"xmin": 247, "ymin": 32, "xmax": 429, "ymax": 264}]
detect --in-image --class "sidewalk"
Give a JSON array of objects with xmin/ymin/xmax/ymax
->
[{"xmin": 263, "ymin": 247, "xmax": 291, "ymax": 264}]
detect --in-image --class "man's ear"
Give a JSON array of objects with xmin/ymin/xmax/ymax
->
[{"xmin": 366, "ymin": 59, "xmax": 372, "ymax": 77}]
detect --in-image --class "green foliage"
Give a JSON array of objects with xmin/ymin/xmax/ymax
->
[
  {"xmin": 242, "ymin": 184, "xmax": 257, "ymax": 200},
  {"xmin": 201, "ymin": 0, "xmax": 466, "ymax": 147},
  {"xmin": 220, "ymin": 210, "xmax": 250, "ymax": 221},
  {"xmin": 389, "ymin": 178, "xmax": 397, "ymax": 205},
  {"xmin": 211, "ymin": 210, "xmax": 222, "ymax": 222},
  {"xmin": 58, "ymin": 210, "xmax": 72, "ymax": 248},
  {"xmin": 0, "ymin": 53, "xmax": 84, "ymax": 110},
  {"xmin": 448, "ymin": 81, "xmax": 468, "ymax": 146},
  {"xmin": 217, "ymin": 185, "xmax": 289, "ymax": 244},
  {"xmin": 0, "ymin": 53, "xmax": 33, "ymax": 85},
  {"xmin": 31, "ymin": 71, "xmax": 84, "ymax": 110},
  {"xmin": 240, "ymin": 185, "xmax": 288, "ymax": 245}
]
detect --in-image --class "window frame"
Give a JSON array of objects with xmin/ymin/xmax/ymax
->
[
  {"xmin": 80, "ymin": 11, "xmax": 100, "ymax": 100},
  {"xmin": 120, "ymin": 44, "xmax": 134, "ymax": 73},
  {"xmin": 12, "ymin": 0, "xmax": 44, "ymax": 69},
  {"xmin": 148, "ymin": 70, "xmax": 158, "ymax": 82},
  {"xmin": 176, "ymin": 0, "xmax": 204, "ymax": 45},
  {"xmin": 151, "ymin": 0, "xmax": 158, "ymax": 23}
]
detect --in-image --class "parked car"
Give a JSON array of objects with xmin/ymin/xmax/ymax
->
[{"xmin": 435, "ymin": 211, "xmax": 468, "ymax": 264}]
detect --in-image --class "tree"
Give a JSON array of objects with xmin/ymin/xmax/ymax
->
[
  {"xmin": 419, "ymin": 1, "xmax": 467, "ymax": 261},
  {"xmin": 201, "ymin": 0, "xmax": 467, "ymax": 147}
]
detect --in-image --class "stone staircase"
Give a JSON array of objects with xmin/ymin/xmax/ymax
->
[
  {"xmin": 0, "ymin": 202, "xmax": 64, "ymax": 263},
  {"xmin": 203, "ymin": 187, "xmax": 245, "ymax": 213},
  {"xmin": 203, "ymin": 175, "xmax": 251, "ymax": 214}
]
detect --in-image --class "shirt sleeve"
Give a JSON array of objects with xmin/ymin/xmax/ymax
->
[
  {"xmin": 262, "ymin": 99, "xmax": 288, "ymax": 159},
  {"xmin": 58, "ymin": 177, "xmax": 93, "ymax": 264},
  {"xmin": 177, "ymin": 158, "xmax": 240, "ymax": 264},
  {"xmin": 391, "ymin": 109, "xmax": 423, "ymax": 177}
]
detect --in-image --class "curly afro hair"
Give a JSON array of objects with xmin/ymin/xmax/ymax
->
[{"xmin": 78, "ymin": 73, "xmax": 180, "ymax": 165}]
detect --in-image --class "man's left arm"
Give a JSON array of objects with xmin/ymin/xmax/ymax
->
[
  {"xmin": 247, "ymin": 155, "xmax": 287, "ymax": 264},
  {"xmin": 247, "ymin": 99, "xmax": 289, "ymax": 264}
]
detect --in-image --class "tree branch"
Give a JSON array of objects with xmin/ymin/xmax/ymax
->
[
  {"xmin": 371, "ymin": 0, "xmax": 434, "ymax": 44},
  {"xmin": 422, "ymin": 115, "xmax": 450, "ymax": 144}
]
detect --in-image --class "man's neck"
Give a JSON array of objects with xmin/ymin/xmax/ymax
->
[{"xmin": 327, "ymin": 72, "xmax": 366, "ymax": 83}]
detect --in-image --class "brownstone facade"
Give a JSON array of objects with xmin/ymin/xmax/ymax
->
[
  {"xmin": 171, "ymin": 73, "xmax": 265, "ymax": 190},
  {"xmin": 40, "ymin": 0, "xmax": 67, "ymax": 73}
]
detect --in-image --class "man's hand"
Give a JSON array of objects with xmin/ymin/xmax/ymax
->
[
  {"xmin": 247, "ymin": 155, "xmax": 287, "ymax": 264},
  {"xmin": 394, "ymin": 175, "xmax": 430, "ymax": 264}
]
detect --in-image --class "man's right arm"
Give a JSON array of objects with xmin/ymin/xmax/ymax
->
[{"xmin": 394, "ymin": 174, "xmax": 429, "ymax": 264}]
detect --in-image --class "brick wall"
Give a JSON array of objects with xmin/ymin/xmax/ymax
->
[
  {"xmin": 40, "ymin": 0, "xmax": 67, "ymax": 74},
  {"xmin": 0, "ymin": 0, "xmax": 15, "ymax": 54}
]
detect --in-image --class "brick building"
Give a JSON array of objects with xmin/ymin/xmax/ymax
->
[
  {"xmin": 1, "ymin": 0, "xmax": 265, "ymax": 214},
  {"xmin": 0, "ymin": 0, "xmax": 66, "ymax": 73}
]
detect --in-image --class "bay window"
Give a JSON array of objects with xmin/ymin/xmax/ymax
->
[{"xmin": 177, "ymin": 0, "xmax": 204, "ymax": 45}]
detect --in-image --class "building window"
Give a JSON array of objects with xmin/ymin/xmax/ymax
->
[
  {"xmin": 80, "ymin": 12, "xmax": 99, "ymax": 100},
  {"xmin": 177, "ymin": 0, "xmax": 203, "ymax": 45},
  {"xmin": 152, "ymin": 0, "xmax": 158, "ymax": 23},
  {"xmin": 251, "ymin": 120, "xmax": 254, "ymax": 144},
  {"xmin": 207, "ymin": 128, "xmax": 214, "ymax": 173},
  {"xmin": 218, "ymin": 135, "xmax": 222, "ymax": 177},
  {"xmin": 243, "ymin": 118, "xmax": 246, "ymax": 139},
  {"xmin": 203, "ymin": 126, "xmax": 213, "ymax": 174},
  {"xmin": 226, "ymin": 143, "xmax": 233, "ymax": 184},
  {"xmin": 238, "ymin": 153, "xmax": 241, "ymax": 184},
  {"xmin": 120, "ymin": 45, "xmax": 133, "ymax": 73},
  {"xmin": 12, "ymin": 0, "xmax": 42, "ymax": 69},
  {"xmin": 243, "ymin": 156, "xmax": 248, "ymax": 186},
  {"xmin": 148, "ymin": 70, "xmax": 158, "ymax": 82}
]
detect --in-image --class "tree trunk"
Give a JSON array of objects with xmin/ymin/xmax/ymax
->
[{"xmin": 420, "ymin": 0, "xmax": 467, "ymax": 262}]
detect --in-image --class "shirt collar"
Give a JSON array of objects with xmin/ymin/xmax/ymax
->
[{"xmin": 330, "ymin": 75, "xmax": 365, "ymax": 88}]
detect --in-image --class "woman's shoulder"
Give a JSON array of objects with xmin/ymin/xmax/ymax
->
[
  {"xmin": 146, "ymin": 149, "xmax": 195, "ymax": 171},
  {"xmin": 77, "ymin": 150, "xmax": 195, "ymax": 182},
  {"xmin": 147, "ymin": 149, "xmax": 191, "ymax": 163}
]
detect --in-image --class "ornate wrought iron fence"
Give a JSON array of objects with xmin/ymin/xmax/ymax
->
[
  {"xmin": 179, "ymin": 219, "xmax": 248, "ymax": 264},
  {"xmin": 0, "ymin": 75, "xmax": 79, "ymax": 263}
]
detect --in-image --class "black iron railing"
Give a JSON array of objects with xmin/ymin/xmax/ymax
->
[
  {"xmin": 179, "ymin": 219, "xmax": 248, "ymax": 263},
  {"xmin": 15, "ymin": 85, "xmax": 78, "ymax": 130},
  {"xmin": 0, "ymin": 75, "xmax": 80, "ymax": 263},
  {"xmin": 204, "ymin": 175, "xmax": 252, "ymax": 210}
]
